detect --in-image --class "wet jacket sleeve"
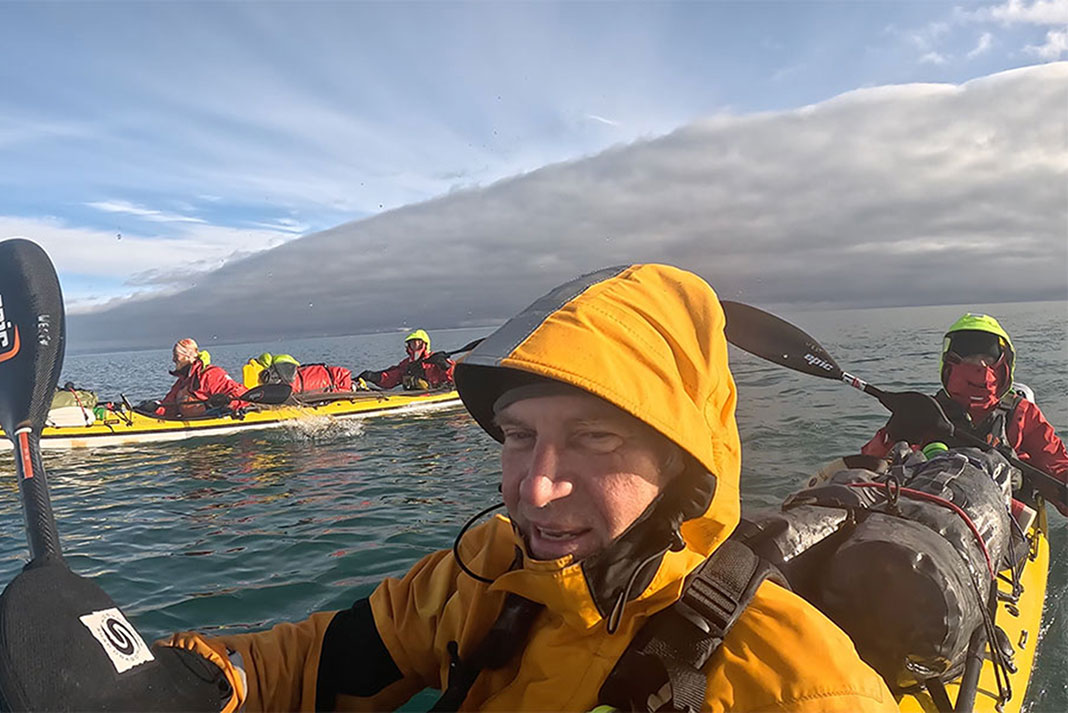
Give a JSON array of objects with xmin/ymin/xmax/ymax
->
[
  {"xmin": 205, "ymin": 547, "xmax": 461, "ymax": 712},
  {"xmin": 1013, "ymin": 400, "xmax": 1068, "ymax": 514},
  {"xmin": 208, "ymin": 603, "xmax": 418, "ymax": 712},
  {"xmin": 376, "ymin": 358, "xmax": 411, "ymax": 390}
]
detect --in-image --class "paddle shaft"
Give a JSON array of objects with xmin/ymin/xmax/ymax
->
[{"xmin": 10, "ymin": 429, "xmax": 61, "ymax": 560}]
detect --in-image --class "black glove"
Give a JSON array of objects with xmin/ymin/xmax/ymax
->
[
  {"xmin": 207, "ymin": 393, "xmax": 233, "ymax": 409},
  {"xmin": 426, "ymin": 352, "xmax": 450, "ymax": 369},
  {"xmin": 357, "ymin": 370, "xmax": 380, "ymax": 384}
]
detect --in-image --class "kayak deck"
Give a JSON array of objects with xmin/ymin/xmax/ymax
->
[
  {"xmin": 1, "ymin": 389, "xmax": 461, "ymax": 449},
  {"xmin": 897, "ymin": 502, "xmax": 1049, "ymax": 713}
]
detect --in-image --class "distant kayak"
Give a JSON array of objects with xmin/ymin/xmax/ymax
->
[{"xmin": 0, "ymin": 389, "xmax": 461, "ymax": 450}]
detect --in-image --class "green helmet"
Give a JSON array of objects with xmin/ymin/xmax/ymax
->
[
  {"xmin": 255, "ymin": 352, "xmax": 274, "ymax": 368},
  {"xmin": 273, "ymin": 353, "xmax": 300, "ymax": 366},
  {"xmin": 405, "ymin": 329, "xmax": 431, "ymax": 350},
  {"xmin": 940, "ymin": 313, "xmax": 1015, "ymax": 396}
]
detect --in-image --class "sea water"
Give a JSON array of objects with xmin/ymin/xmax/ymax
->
[{"xmin": 1, "ymin": 302, "xmax": 1065, "ymax": 711}]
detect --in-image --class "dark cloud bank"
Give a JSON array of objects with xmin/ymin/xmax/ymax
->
[{"xmin": 71, "ymin": 63, "xmax": 1067, "ymax": 351}]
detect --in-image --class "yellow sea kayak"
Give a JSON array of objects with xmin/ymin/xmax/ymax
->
[
  {"xmin": 897, "ymin": 501, "xmax": 1049, "ymax": 713},
  {"xmin": 0, "ymin": 389, "xmax": 461, "ymax": 450}
]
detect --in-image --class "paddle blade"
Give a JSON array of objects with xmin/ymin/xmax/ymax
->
[
  {"xmin": 447, "ymin": 338, "xmax": 484, "ymax": 358},
  {"xmin": 0, "ymin": 239, "xmax": 65, "ymax": 437},
  {"xmin": 241, "ymin": 383, "xmax": 293, "ymax": 405},
  {"xmin": 721, "ymin": 301, "xmax": 844, "ymax": 381},
  {"xmin": 0, "ymin": 562, "xmax": 229, "ymax": 711}
]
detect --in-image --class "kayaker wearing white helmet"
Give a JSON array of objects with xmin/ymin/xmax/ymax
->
[
  {"xmin": 161, "ymin": 265, "xmax": 894, "ymax": 712},
  {"xmin": 153, "ymin": 337, "xmax": 247, "ymax": 418}
]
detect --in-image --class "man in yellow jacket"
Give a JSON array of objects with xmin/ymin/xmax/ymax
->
[{"xmin": 165, "ymin": 264, "xmax": 895, "ymax": 712}]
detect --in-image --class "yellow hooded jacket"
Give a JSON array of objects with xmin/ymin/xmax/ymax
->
[{"xmin": 211, "ymin": 264, "xmax": 894, "ymax": 712}]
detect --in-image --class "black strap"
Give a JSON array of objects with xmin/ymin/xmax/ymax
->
[
  {"xmin": 936, "ymin": 390, "xmax": 1022, "ymax": 450},
  {"xmin": 429, "ymin": 594, "xmax": 543, "ymax": 712},
  {"xmin": 599, "ymin": 540, "xmax": 783, "ymax": 713}
]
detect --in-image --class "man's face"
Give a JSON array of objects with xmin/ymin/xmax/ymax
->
[
  {"xmin": 172, "ymin": 348, "xmax": 193, "ymax": 369},
  {"xmin": 497, "ymin": 392, "xmax": 679, "ymax": 562},
  {"xmin": 406, "ymin": 339, "xmax": 427, "ymax": 358}
]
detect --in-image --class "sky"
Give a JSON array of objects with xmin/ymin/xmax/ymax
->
[{"xmin": 1, "ymin": 1, "xmax": 1066, "ymax": 350}]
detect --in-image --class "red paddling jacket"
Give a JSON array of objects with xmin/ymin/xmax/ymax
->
[{"xmin": 157, "ymin": 359, "xmax": 247, "ymax": 418}]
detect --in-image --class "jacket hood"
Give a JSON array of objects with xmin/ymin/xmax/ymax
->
[
  {"xmin": 405, "ymin": 329, "xmax": 431, "ymax": 350},
  {"xmin": 455, "ymin": 264, "xmax": 740, "ymax": 628},
  {"xmin": 940, "ymin": 313, "xmax": 1016, "ymax": 397}
]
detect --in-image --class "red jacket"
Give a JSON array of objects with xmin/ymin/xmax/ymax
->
[
  {"xmin": 374, "ymin": 353, "xmax": 454, "ymax": 390},
  {"xmin": 862, "ymin": 397, "xmax": 1068, "ymax": 513},
  {"xmin": 157, "ymin": 360, "xmax": 248, "ymax": 417}
]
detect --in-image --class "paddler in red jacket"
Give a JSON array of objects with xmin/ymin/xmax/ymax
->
[
  {"xmin": 155, "ymin": 338, "xmax": 248, "ymax": 418},
  {"xmin": 357, "ymin": 329, "xmax": 455, "ymax": 390},
  {"xmin": 861, "ymin": 313, "xmax": 1068, "ymax": 514}
]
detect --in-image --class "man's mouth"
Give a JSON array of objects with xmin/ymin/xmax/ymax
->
[
  {"xmin": 535, "ymin": 525, "xmax": 587, "ymax": 540},
  {"xmin": 526, "ymin": 523, "xmax": 593, "ymax": 559}
]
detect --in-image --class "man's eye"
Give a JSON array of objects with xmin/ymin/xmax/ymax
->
[
  {"xmin": 503, "ymin": 430, "xmax": 534, "ymax": 444},
  {"xmin": 577, "ymin": 432, "xmax": 623, "ymax": 451}
]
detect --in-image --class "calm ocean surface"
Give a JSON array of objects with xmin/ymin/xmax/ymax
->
[{"xmin": 1, "ymin": 301, "xmax": 1065, "ymax": 711}]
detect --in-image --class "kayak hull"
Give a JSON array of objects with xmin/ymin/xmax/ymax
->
[{"xmin": 1, "ymin": 390, "xmax": 461, "ymax": 450}]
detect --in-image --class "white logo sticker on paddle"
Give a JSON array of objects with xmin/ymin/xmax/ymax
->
[{"xmin": 79, "ymin": 608, "xmax": 155, "ymax": 673}]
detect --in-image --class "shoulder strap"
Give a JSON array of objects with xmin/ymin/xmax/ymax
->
[
  {"xmin": 429, "ymin": 593, "xmax": 542, "ymax": 712},
  {"xmin": 598, "ymin": 540, "xmax": 785, "ymax": 713}
]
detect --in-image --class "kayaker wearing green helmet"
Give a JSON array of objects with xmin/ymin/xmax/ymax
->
[
  {"xmin": 357, "ymin": 328, "xmax": 455, "ymax": 390},
  {"xmin": 253, "ymin": 352, "xmax": 301, "ymax": 384},
  {"xmin": 250, "ymin": 352, "xmax": 354, "ymax": 394},
  {"xmin": 861, "ymin": 312, "xmax": 1068, "ymax": 514}
]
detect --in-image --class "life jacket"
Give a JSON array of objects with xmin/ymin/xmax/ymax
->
[
  {"xmin": 597, "ymin": 540, "xmax": 785, "ymax": 713},
  {"xmin": 402, "ymin": 353, "xmax": 451, "ymax": 390},
  {"xmin": 936, "ymin": 389, "xmax": 1023, "ymax": 454},
  {"xmin": 430, "ymin": 539, "xmax": 782, "ymax": 713}
]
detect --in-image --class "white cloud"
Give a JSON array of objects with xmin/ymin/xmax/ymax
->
[
  {"xmin": 965, "ymin": 0, "xmax": 1068, "ymax": 25},
  {"xmin": 919, "ymin": 51, "xmax": 950, "ymax": 65},
  {"xmin": 968, "ymin": 32, "xmax": 995, "ymax": 58},
  {"xmin": 69, "ymin": 63, "xmax": 1068, "ymax": 351},
  {"xmin": 585, "ymin": 114, "xmax": 620, "ymax": 127},
  {"xmin": 0, "ymin": 214, "xmax": 305, "ymax": 312},
  {"xmin": 86, "ymin": 200, "xmax": 207, "ymax": 224},
  {"xmin": 1024, "ymin": 28, "xmax": 1068, "ymax": 58},
  {"xmin": 771, "ymin": 63, "xmax": 805, "ymax": 82}
]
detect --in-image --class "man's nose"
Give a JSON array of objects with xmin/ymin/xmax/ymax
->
[{"xmin": 521, "ymin": 441, "xmax": 573, "ymax": 509}]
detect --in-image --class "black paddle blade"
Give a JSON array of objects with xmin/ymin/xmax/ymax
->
[
  {"xmin": 721, "ymin": 301, "xmax": 844, "ymax": 381},
  {"xmin": 242, "ymin": 382, "xmax": 292, "ymax": 405},
  {"xmin": 0, "ymin": 564, "xmax": 230, "ymax": 711},
  {"xmin": 447, "ymin": 338, "xmax": 484, "ymax": 358},
  {"xmin": 0, "ymin": 239, "xmax": 65, "ymax": 437}
]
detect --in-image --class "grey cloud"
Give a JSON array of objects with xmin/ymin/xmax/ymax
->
[{"xmin": 69, "ymin": 63, "xmax": 1068, "ymax": 352}]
